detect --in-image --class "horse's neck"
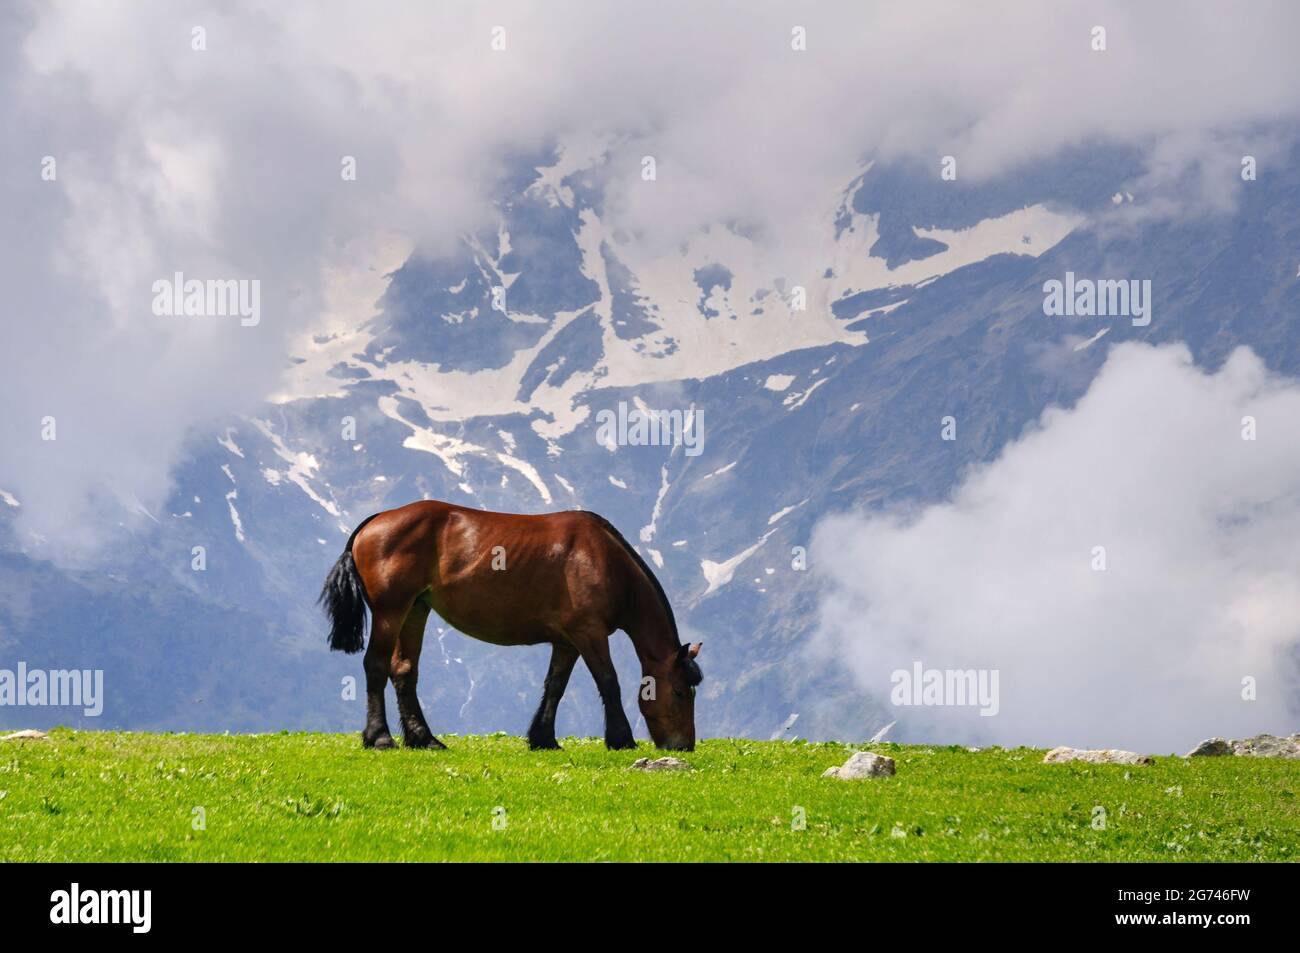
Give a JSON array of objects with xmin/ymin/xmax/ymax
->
[
  {"xmin": 627, "ymin": 625, "xmax": 677, "ymax": 670},
  {"xmin": 624, "ymin": 585, "xmax": 679, "ymax": 668}
]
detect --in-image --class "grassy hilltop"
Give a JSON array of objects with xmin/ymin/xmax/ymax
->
[{"xmin": 1, "ymin": 730, "xmax": 1296, "ymax": 862}]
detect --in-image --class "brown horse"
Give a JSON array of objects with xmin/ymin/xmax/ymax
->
[{"xmin": 319, "ymin": 500, "xmax": 702, "ymax": 751}]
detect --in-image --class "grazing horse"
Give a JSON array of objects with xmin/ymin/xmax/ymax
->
[{"xmin": 319, "ymin": 500, "xmax": 702, "ymax": 751}]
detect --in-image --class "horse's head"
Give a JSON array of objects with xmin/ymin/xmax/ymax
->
[{"xmin": 640, "ymin": 642, "xmax": 702, "ymax": 751}]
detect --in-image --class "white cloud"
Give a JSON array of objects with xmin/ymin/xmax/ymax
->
[
  {"xmin": 3, "ymin": 1, "xmax": 1300, "ymax": 560},
  {"xmin": 811, "ymin": 344, "xmax": 1300, "ymax": 752}
]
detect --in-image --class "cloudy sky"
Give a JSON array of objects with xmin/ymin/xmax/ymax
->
[
  {"xmin": 3, "ymin": 0, "xmax": 1300, "ymax": 562},
  {"xmin": 812, "ymin": 344, "xmax": 1300, "ymax": 752}
]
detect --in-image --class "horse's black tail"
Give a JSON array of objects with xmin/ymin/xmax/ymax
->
[{"xmin": 319, "ymin": 515, "xmax": 379, "ymax": 654}]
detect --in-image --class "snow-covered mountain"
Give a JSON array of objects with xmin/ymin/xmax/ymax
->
[{"xmin": 3, "ymin": 141, "xmax": 1298, "ymax": 741}]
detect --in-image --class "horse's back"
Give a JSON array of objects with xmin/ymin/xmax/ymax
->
[{"xmin": 354, "ymin": 501, "xmax": 628, "ymax": 645}]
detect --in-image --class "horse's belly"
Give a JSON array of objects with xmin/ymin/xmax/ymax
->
[{"xmin": 426, "ymin": 589, "xmax": 556, "ymax": 647}]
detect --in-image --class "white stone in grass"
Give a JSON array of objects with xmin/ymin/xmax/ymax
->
[
  {"xmin": 823, "ymin": 751, "xmax": 896, "ymax": 779},
  {"xmin": 0, "ymin": 729, "xmax": 48, "ymax": 743},
  {"xmin": 631, "ymin": 756, "xmax": 692, "ymax": 771},
  {"xmin": 1043, "ymin": 746, "xmax": 1153, "ymax": 766}
]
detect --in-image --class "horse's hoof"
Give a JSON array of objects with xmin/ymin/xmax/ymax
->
[
  {"xmin": 404, "ymin": 731, "xmax": 447, "ymax": 750},
  {"xmin": 363, "ymin": 733, "xmax": 396, "ymax": 750},
  {"xmin": 605, "ymin": 737, "xmax": 637, "ymax": 751},
  {"xmin": 528, "ymin": 737, "xmax": 561, "ymax": 750}
]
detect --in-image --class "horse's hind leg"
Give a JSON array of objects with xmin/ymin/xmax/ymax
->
[
  {"xmin": 527, "ymin": 641, "xmax": 579, "ymax": 750},
  {"xmin": 362, "ymin": 611, "xmax": 401, "ymax": 749},
  {"xmin": 393, "ymin": 599, "xmax": 445, "ymax": 750}
]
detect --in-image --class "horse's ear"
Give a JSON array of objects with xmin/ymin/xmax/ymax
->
[{"xmin": 688, "ymin": 642, "xmax": 702, "ymax": 659}]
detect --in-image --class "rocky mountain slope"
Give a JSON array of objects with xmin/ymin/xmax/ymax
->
[{"xmin": 3, "ymin": 143, "xmax": 1297, "ymax": 742}]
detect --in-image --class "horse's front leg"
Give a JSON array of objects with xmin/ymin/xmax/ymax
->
[
  {"xmin": 578, "ymin": 636, "xmax": 636, "ymax": 750},
  {"xmin": 528, "ymin": 641, "xmax": 579, "ymax": 750}
]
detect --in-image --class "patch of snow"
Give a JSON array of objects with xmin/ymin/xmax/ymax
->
[
  {"xmin": 764, "ymin": 374, "xmax": 795, "ymax": 392},
  {"xmin": 277, "ymin": 164, "xmax": 1083, "ymax": 460},
  {"xmin": 377, "ymin": 395, "xmax": 482, "ymax": 478},
  {"xmin": 249, "ymin": 418, "xmax": 341, "ymax": 517},
  {"xmin": 829, "ymin": 201, "xmax": 1083, "ymax": 305},
  {"xmin": 1073, "ymin": 327, "xmax": 1110, "ymax": 351},
  {"xmin": 125, "ymin": 494, "xmax": 161, "ymax": 524},
  {"xmin": 0, "ymin": 489, "xmax": 18, "ymax": 507},
  {"xmin": 767, "ymin": 499, "xmax": 808, "ymax": 525},
  {"xmin": 525, "ymin": 136, "xmax": 609, "ymax": 209},
  {"xmin": 269, "ymin": 232, "xmax": 411, "ymax": 405},
  {"xmin": 497, "ymin": 453, "xmax": 552, "ymax": 504},
  {"xmin": 700, "ymin": 530, "xmax": 776, "ymax": 597},
  {"xmin": 784, "ymin": 378, "xmax": 828, "ymax": 410},
  {"xmin": 640, "ymin": 465, "xmax": 670, "ymax": 542},
  {"xmin": 860, "ymin": 299, "xmax": 908, "ymax": 321},
  {"xmin": 225, "ymin": 490, "xmax": 245, "ymax": 542},
  {"xmin": 459, "ymin": 667, "xmax": 476, "ymax": 720},
  {"xmin": 608, "ymin": 475, "xmax": 628, "ymax": 489},
  {"xmin": 217, "ymin": 428, "xmax": 244, "ymax": 458}
]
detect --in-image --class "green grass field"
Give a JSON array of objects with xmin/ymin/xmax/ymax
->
[{"xmin": 1, "ymin": 730, "xmax": 1296, "ymax": 861}]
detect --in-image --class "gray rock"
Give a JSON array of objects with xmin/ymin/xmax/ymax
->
[
  {"xmin": 631, "ymin": 756, "xmax": 692, "ymax": 771},
  {"xmin": 0, "ymin": 729, "xmax": 49, "ymax": 743},
  {"xmin": 1231, "ymin": 733, "xmax": 1300, "ymax": 759},
  {"xmin": 1043, "ymin": 746, "xmax": 1154, "ymax": 766},
  {"xmin": 1184, "ymin": 737, "xmax": 1232, "ymax": 757},
  {"xmin": 823, "ymin": 751, "xmax": 896, "ymax": 779},
  {"xmin": 1184, "ymin": 733, "xmax": 1300, "ymax": 759}
]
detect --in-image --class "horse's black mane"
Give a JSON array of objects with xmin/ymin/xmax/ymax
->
[{"xmin": 582, "ymin": 510, "xmax": 691, "ymax": 669}]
